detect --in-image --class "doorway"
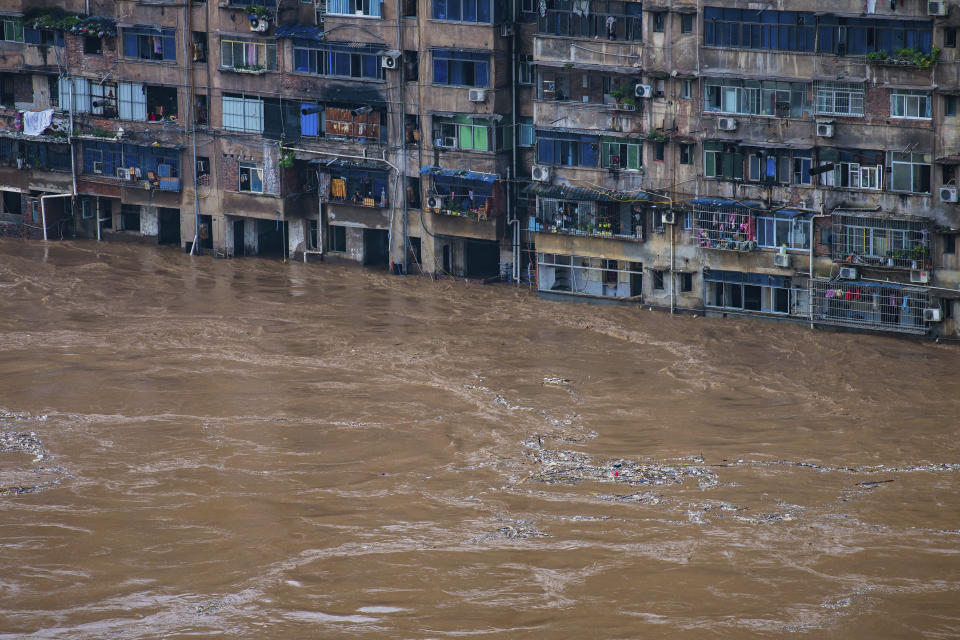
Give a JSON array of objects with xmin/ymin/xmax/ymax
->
[
  {"xmin": 363, "ymin": 228, "xmax": 389, "ymax": 267},
  {"xmin": 233, "ymin": 219, "xmax": 245, "ymax": 256},
  {"xmin": 158, "ymin": 207, "xmax": 180, "ymax": 245}
]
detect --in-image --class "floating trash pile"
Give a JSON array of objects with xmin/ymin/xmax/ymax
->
[
  {"xmin": 520, "ymin": 435, "xmax": 718, "ymax": 490},
  {"xmin": 0, "ymin": 431, "xmax": 47, "ymax": 462},
  {"xmin": 471, "ymin": 519, "xmax": 551, "ymax": 543}
]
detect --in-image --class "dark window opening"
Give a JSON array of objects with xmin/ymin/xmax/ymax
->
[
  {"xmin": 84, "ymin": 36, "xmax": 102, "ymax": 55},
  {"xmin": 946, "ymin": 95, "xmax": 957, "ymax": 117},
  {"xmin": 406, "ymin": 176, "xmax": 421, "ymax": 208},
  {"xmin": 195, "ymin": 94, "xmax": 208, "ymax": 125},
  {"xmin": 404, "ymin": 50, "xmax": 419, "ymax": 82},
  {"xmin": 192, "ymin": 32, "xmax": 207, "ymax": 62},
  {"xmin": 655, "ymin": 141, "xmax": 665, "ymax": 161},
  {"xmin": 680, "ymin": 143, "xmax": 692, "ymax": 165},
  {"xmin": 652, "ymin": 12, "xmax": 665, "ymax": 33},
  {"xmin": 121, "ymin": 204, "xmax": 141, "ymax": 232},
  {"xmin": 945, "ymin": 234, "xmax": 956, "ymax": 254},
  {"xmin": 2, "ymin": 190, "xmax": 22, "ymax": 215},
  {"xmin": 946, "ymin": 27, "xmax": 957, "ymax": 48},
  {"xmin": 404, "ymin": 114, "xmax": 420, "ymax": 144},
  {"xmin": 196, "ymin": 155, "xmax": 210, "ymax": 180},
  {"xmin": 404, "ymin": 0, "xmax": 418, "ymax": 16},
  {"xmin": 123, "ymin": 27, "xmax": 176, "ymax": 61},
  {"xmin": 308, "ymin": 219, "xmax": 318, "ymax": 250},
  {"xmin": 942, "ymin": 164, "xmax": 955, "ymax": 185},
  {"xmin": 146, "ymin": 85, "xmax": 178, "ymax": 120},
  {"xmin": 0, "ymin": 74, "xmax": 14, "ymax": 107},
  {"xmin": 652, "ymin": 269, "xmax": 664, "ymax": 290},
  {"xmin": 680, "ymin": 272, "xmax": 693, "ymax": 292},
  {"xmin": 330, "ymin": 225, "xmax": 347, "ymax": 252},
  {"xmin": 681, "ymin": 13, "xmax": 693, "ymax": 34}
]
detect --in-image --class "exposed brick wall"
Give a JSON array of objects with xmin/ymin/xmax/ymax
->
[
  {"xmin": 221, "ymin": 154, "xmax": 240, "ymax": 193},
  {"xmin": 65, "ymin": 34, "xmax": 119, "ymax": 76}
]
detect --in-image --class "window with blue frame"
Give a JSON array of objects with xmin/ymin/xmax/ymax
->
[
  {"xmin": 24, "ymin": 28, "xmax": 63, "ymax": 46},
  {"xmin": 817, "ymin": 16, "xmax": 931, "ymax": 55},
  {"xmin": 432, "ymin": 49, "xmax": 489, "ymax": 87},
  {"xmin": 122, "ymin": 26, "xmax": 176, "ymax": 61},
  {"xmin": 300, "ymin": 102, "xmax": 322, "ymax": 136},
  {"xmin": 82, "ymin": 141, "xmax": 179, "ymax": 178},
  {"xmin": 702, "ymin": 8, "xmax": 932, "ymax": 56},
  {"xmin": 538, "ymin": 0, "xmax": 642, "ymax": 41},
  {"xmin": 703, "ymin": 8, "xmax": 815, "ymax": 51},
  {"xmin": 327, "ymin": 0, "xmax": 383, "ymax": 17},
  {"xmin": 536, "ymin": 131, "xmax": 599, "ymax": 167},
  {"xmin": 293, "ymin": 42, "xmax": 384, "ymax": 79},
  {"xmin": 329, "ymin": 167, "xmax": 390, "ymax": 206},
  {"xmin": 432, "ymin": 0, "xmax": 492, "ymax": 23}
]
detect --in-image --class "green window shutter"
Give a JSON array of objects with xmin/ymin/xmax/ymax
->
[
  {"xmin": 706, "ymin": 151, "xmax": 716, "ymax": 177},
  {"xmin": 459, "ymin": 124, "xmax": 474, "ymax": 149},
  {"xmin": 602, "ymin": 142, "xmax": 611, "ymax": 167},
  {"xmin": 474, "ymin": 125, "xmax": 489, "ymax": 151},
  {"xmin": 734, "ymin": 152, "xmax": 744, "ymax": 179},
  {"xmin": 627, "ymin": 144, "xmax": 640, "ymax": 170}
]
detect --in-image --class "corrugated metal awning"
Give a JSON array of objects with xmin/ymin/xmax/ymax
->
[
  {"xmin": 533, "ymin": 59, "xmax": 640, "ymax": 75},
  {"xmin": 420, "ymin": 166, "xmax": 498, "ymax": 184}
]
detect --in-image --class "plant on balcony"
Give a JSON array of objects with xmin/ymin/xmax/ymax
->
[
  {"xmin": 646, "ymin": 130, "xmax": 667, "ymax": 142},
  {"xmin": 278, "ymin": 150, "xmax": 294, "ymax": 168},
  {"xmin": 619, "ymin": 96, "xmax": 637, "ymax": 109},
  {"xmin": 25, "ymin": 9, "xmax": 86, "ymax": 32},
  {"xmin": 609, "ymin": 88, "xmax": 627, "ymax": 103},
  {"xmin": 245, "ymin": 5, "xmax": 271, "ymax": 18},
  {"xmin": 866, "ymin": 46, "xmax": 940, "ymax": 69}
]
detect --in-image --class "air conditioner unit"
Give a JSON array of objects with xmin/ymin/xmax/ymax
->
[
  {"xmin": 468, "ymin": 88, "xmax": 488, "ymax": 102},
  {"xmin": 426, "ymin": 195, "xmax": 443, "ymax": 211},
  {"xmin": 635, "ymin": 84, "xmax": 654, "ymax": 98},
  {"xmin": 839, "ymin": 266, "xmax": 858, "ymax": 279},
  {"xmin": 940, "ymin": 186, "xmax": 958, "ymax": 202},
  {"xmin": 500, "ymin": 23, "xmax": 515, "ymax": 37},
  {"xmin": 250, "ymin": 18, "xmax": 269, "ymax": 32},
  {"xmin": 382, "ymin": 50, "xmax": 400, "ymax": 70},
  {"xmin": 928, "ymin": 1, "xmax": 948, "ymax": 16},
  {"xmin": 116, "ymin": 168, "xmax": 131, "ymax": 180},
  {"xmin": 532, "ymin": 164, "xmax": 551, "ymax": 182},
  {"xmin": 717, "ymin": 117, "xmax": 737, "ymax": 131},
  {"xmin": 816, "ymin": 123, "xmax": 834, "ymax": 137},
  {"xmin": 911, "ymin": 269, "xmax": 930, "ymax": 284},
  {"xmin": 661, "ymin": 211, "xmax": 675, "ymax": 225},
  {"xmin": 93, "ymin": 161, "xmax": 104, "ymax": 174},
  {"xmin": 773, "ymin": 253, "xmax": 791, "ymax": 268},
  {"xmin": 924, "ymin": 307, "xmax": 943, "ymax": 322},
  {"xmin": 441, "ymin": 136, "xmax": 458, "ymax": 149}
]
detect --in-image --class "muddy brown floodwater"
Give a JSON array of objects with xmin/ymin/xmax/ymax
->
[{"xmin": 1, "ymin": 239, "xmax": 960, "ymax": 639}]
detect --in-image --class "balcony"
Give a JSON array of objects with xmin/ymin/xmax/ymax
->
[{"xmin": 831, "ymin": 213, "xmax": 931, "ymax": 270}]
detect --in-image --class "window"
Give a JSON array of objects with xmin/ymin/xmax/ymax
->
[
  {"xmin": 24, "ymin": 28, "xmax": 62, "ymax": 47},
  {"xmin": 538, "ymin": 1, "xmax": 642, "ymax": 42},
  {"xmin": 300, "ymin": 102, "xmax": 322, "ymax": 137},
  {"xmin": 433, "ymin": 49, "xmax": 489, "ymax": 87},
  {"xmin": 84, "ymin": 36, "xmax": 102, "ymax": 55},
  {"xmin": 121, "ymin": 204, "xmax": 141, "ymax": 232},
  {"xmin": 946, "ymin": 95, "xmax": 957, "ymax": 117},
  {"xmin": 222, "ymin": 94, "xmax": 264, "ymax": 133},
  {"xmin": 193, "ymin": 32, "xmax": 208, "ymax": 62},
  {"xmin": 831, "ymin": 215, "xmax": 929, "ymax": 267},
  {"xmin": 602, "ymin": 140, "xmax": 641, "ymax": 170},
  {"xmin": 404, "ymin": 0, "xmax": 418, "ymax": 17},
  {"xmin": 654, "ymin": 141, "xmax": 665, "ymax": 162},
  {"xmin": 706, "ymin": 270, "xmax": 799, "ymax": 315},
  {"xmin": 293, "ymin": 43, "xmax": 384, "ymax": 80},
  {"xmin": 518, "ymin": 54, "xmax": 533, "ymax": 85},
  {"xmin": 679, "ymin": 143, "xmax": 692, "ymax": 165},
  {"xmin": 681, "ymin": 13, "xmax": 693, "ymax": 34},
  {"xmin": 220, "ymin": 38, "xmax": 277, "ymax": 71},
  {"xmin": 815, "ymin": 81, "xmax": 864, "ymax": 116},
  {"xmin": 652, "ymin": 270, "xmax": 664, "ymax": 290},
  {"xmin": 652, "ymin": 12, "xmax": 665, "ymax": 32},
  {"xmin": 123, "ymin": 26, "xmax": 176, "ymax": 61},
  {"xmin": 944, "ymin": 234, "xmax": 956, "ymax": 254},
  {"xmin": 703, "ymin": 141, "xmax": 744, "ymax": 180},
  {"xmin": 891, "ymin": 90, "xmax": 931, "ymax": 119},
  {"xmin": 747, "ymin": 149, "xmax": 811, "ymax": 185},
  {"xmin": 518, "ymin": 118, "xmax": 535, "ymax": 147},
  {"xmin": 196, "ymin": 156, "xmax": 210, "ymax": 179},
  {"xmin": 404, "ymin": 50, "xmax": 418, "ymax": 81},
  {"xmin": 683, "ymin": 211, "xmax": 692, "ymax": 230},
  {"xmin": 537, "ymin": 131, "xmax": 600, "ymax": 167},
  {"xmin": 330, "ymin": 225, "xmax": 347, "ymax": 252},
  {"xmin": 328, "ymin": 0, "xmax": 383, "ymax": 17},
  {"xmin": 1, "ymin": 18, "xmax": 23, "ymax": 43},
  {"xmin": 890, "ymin": 151, "xmax": 932, "ymax": 193},
  {"xmin": 819, "ymin": 149, "xmax": 884, "ymax": 190},
  {"xmin": 329, "ymin": 168, "xmax": 389, "ymax": 206},
  {"xmin": 239, "ymin": 162, "xmax": 264, "ymax": 193},
  {"xmin": 703, "ymin": 8, "xmax": 816, "ymax": 52},
  {"xmin": 679, "ymin": 272, "xmax": 693, "ymax": 292},
  {"xmin": 681, "ymin": 79, "xmax": 691, "ymax": 99},
  {"xmin": 195, "ymin": 94, "xmax": 208, "ymax": 125},
  {"xmin": 755, "ymin": 214, "xmax": 811, "ymax": 249},
  {"xmin": 946, "ymin": 27, "xmax": 957, "ymax": 48},
  {"xmin": 433, "ymin": 115, "xmax": 494, "ymax": 151},
  {"xmin": 816, "ymin": 15, "xmax": 933, "ymax": 56},
  {"xmin": 704, "ymin": 78, "xmax": 812, "ymax": 118},
  {"xmin": 432, "ymin": 0, "xmax": 492, "ymax": 23}
]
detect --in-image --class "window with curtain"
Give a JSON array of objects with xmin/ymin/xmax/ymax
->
[
  {"xmin": 117, "ymin": 82, "xmax": 147, "ymax": 121},
  {"xmin": 432, "ymin": 116, "xmax": 492, "ymax": 151},
  {"xmin": 220, "ymin": 38, "xmax": 277, "ymax": 71},
  {"xmin": 432, "ymin": 49, "xmax": 490, "ymax": 87},
  {"xmin": 890, "ymin": 90, "xmax": 931, "ymax": 119},
  {"xmin": 293, "ymin": 43, "xmax": 383, "ymax": 79},
  {"xmin": 122, "ymin": 26, "xmax": 176, "ymax": 61},
  {"xmin": 536, "ymin": 131, "xmax": 599, "ymax": 167},
  {"xmin": 327, "ymin": 0, "xmax": 383, "ymax": 16}
]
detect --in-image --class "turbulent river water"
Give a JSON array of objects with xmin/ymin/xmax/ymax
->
[{"xmin": 1, "ymin": 239, "xmax": 959, "ymax": 639}]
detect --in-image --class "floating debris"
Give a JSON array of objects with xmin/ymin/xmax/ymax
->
[
  {"xmin": 472, "ymin": 519, "xmax": 551, "ymax": 542},
  {"xmin": 0, "ymin": 432, "xmax": 46, "ymax": 462},
  {"xmin": 542, "ymin": 376, "xmax": 571, "ymax": 385}
]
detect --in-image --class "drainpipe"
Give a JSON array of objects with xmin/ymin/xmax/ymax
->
[
  {"xmin": 509, "ymin": 0, "xmax": 519, "ymax": 283},
  {"xmin": 397, "ymin": 0, "xmax": 407, "ymax": 274},
  {"xmin": 184, "ymin": 2, "xmax": 201, "ymax": 256},
  {"xmin": 670, "ymin": 215, "xmax": 675, "ymax": 314},
  {"xmin": 40, "ymin": 193, "xmax": 72, "ymax": 242},
  {"xmin": 96, "ymin": 197, "xmax": 100, "ymax": 241},
  {"xmin": 315, "ymin": 167, "xmax": 323, "ymax": 261}
]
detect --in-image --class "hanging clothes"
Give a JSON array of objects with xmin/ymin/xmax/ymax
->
[
  {"xmin": 153, "ymin": 36, "xmax": 162, "ymax": 55},
  {"xmin": 866, "ymin": 0, "xmax": 876, "ymax": 13}
]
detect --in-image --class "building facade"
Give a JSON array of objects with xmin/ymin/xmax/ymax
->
[{"xmin": 1, "ymin": 0, "xmax": 959, "ymax": 339}]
